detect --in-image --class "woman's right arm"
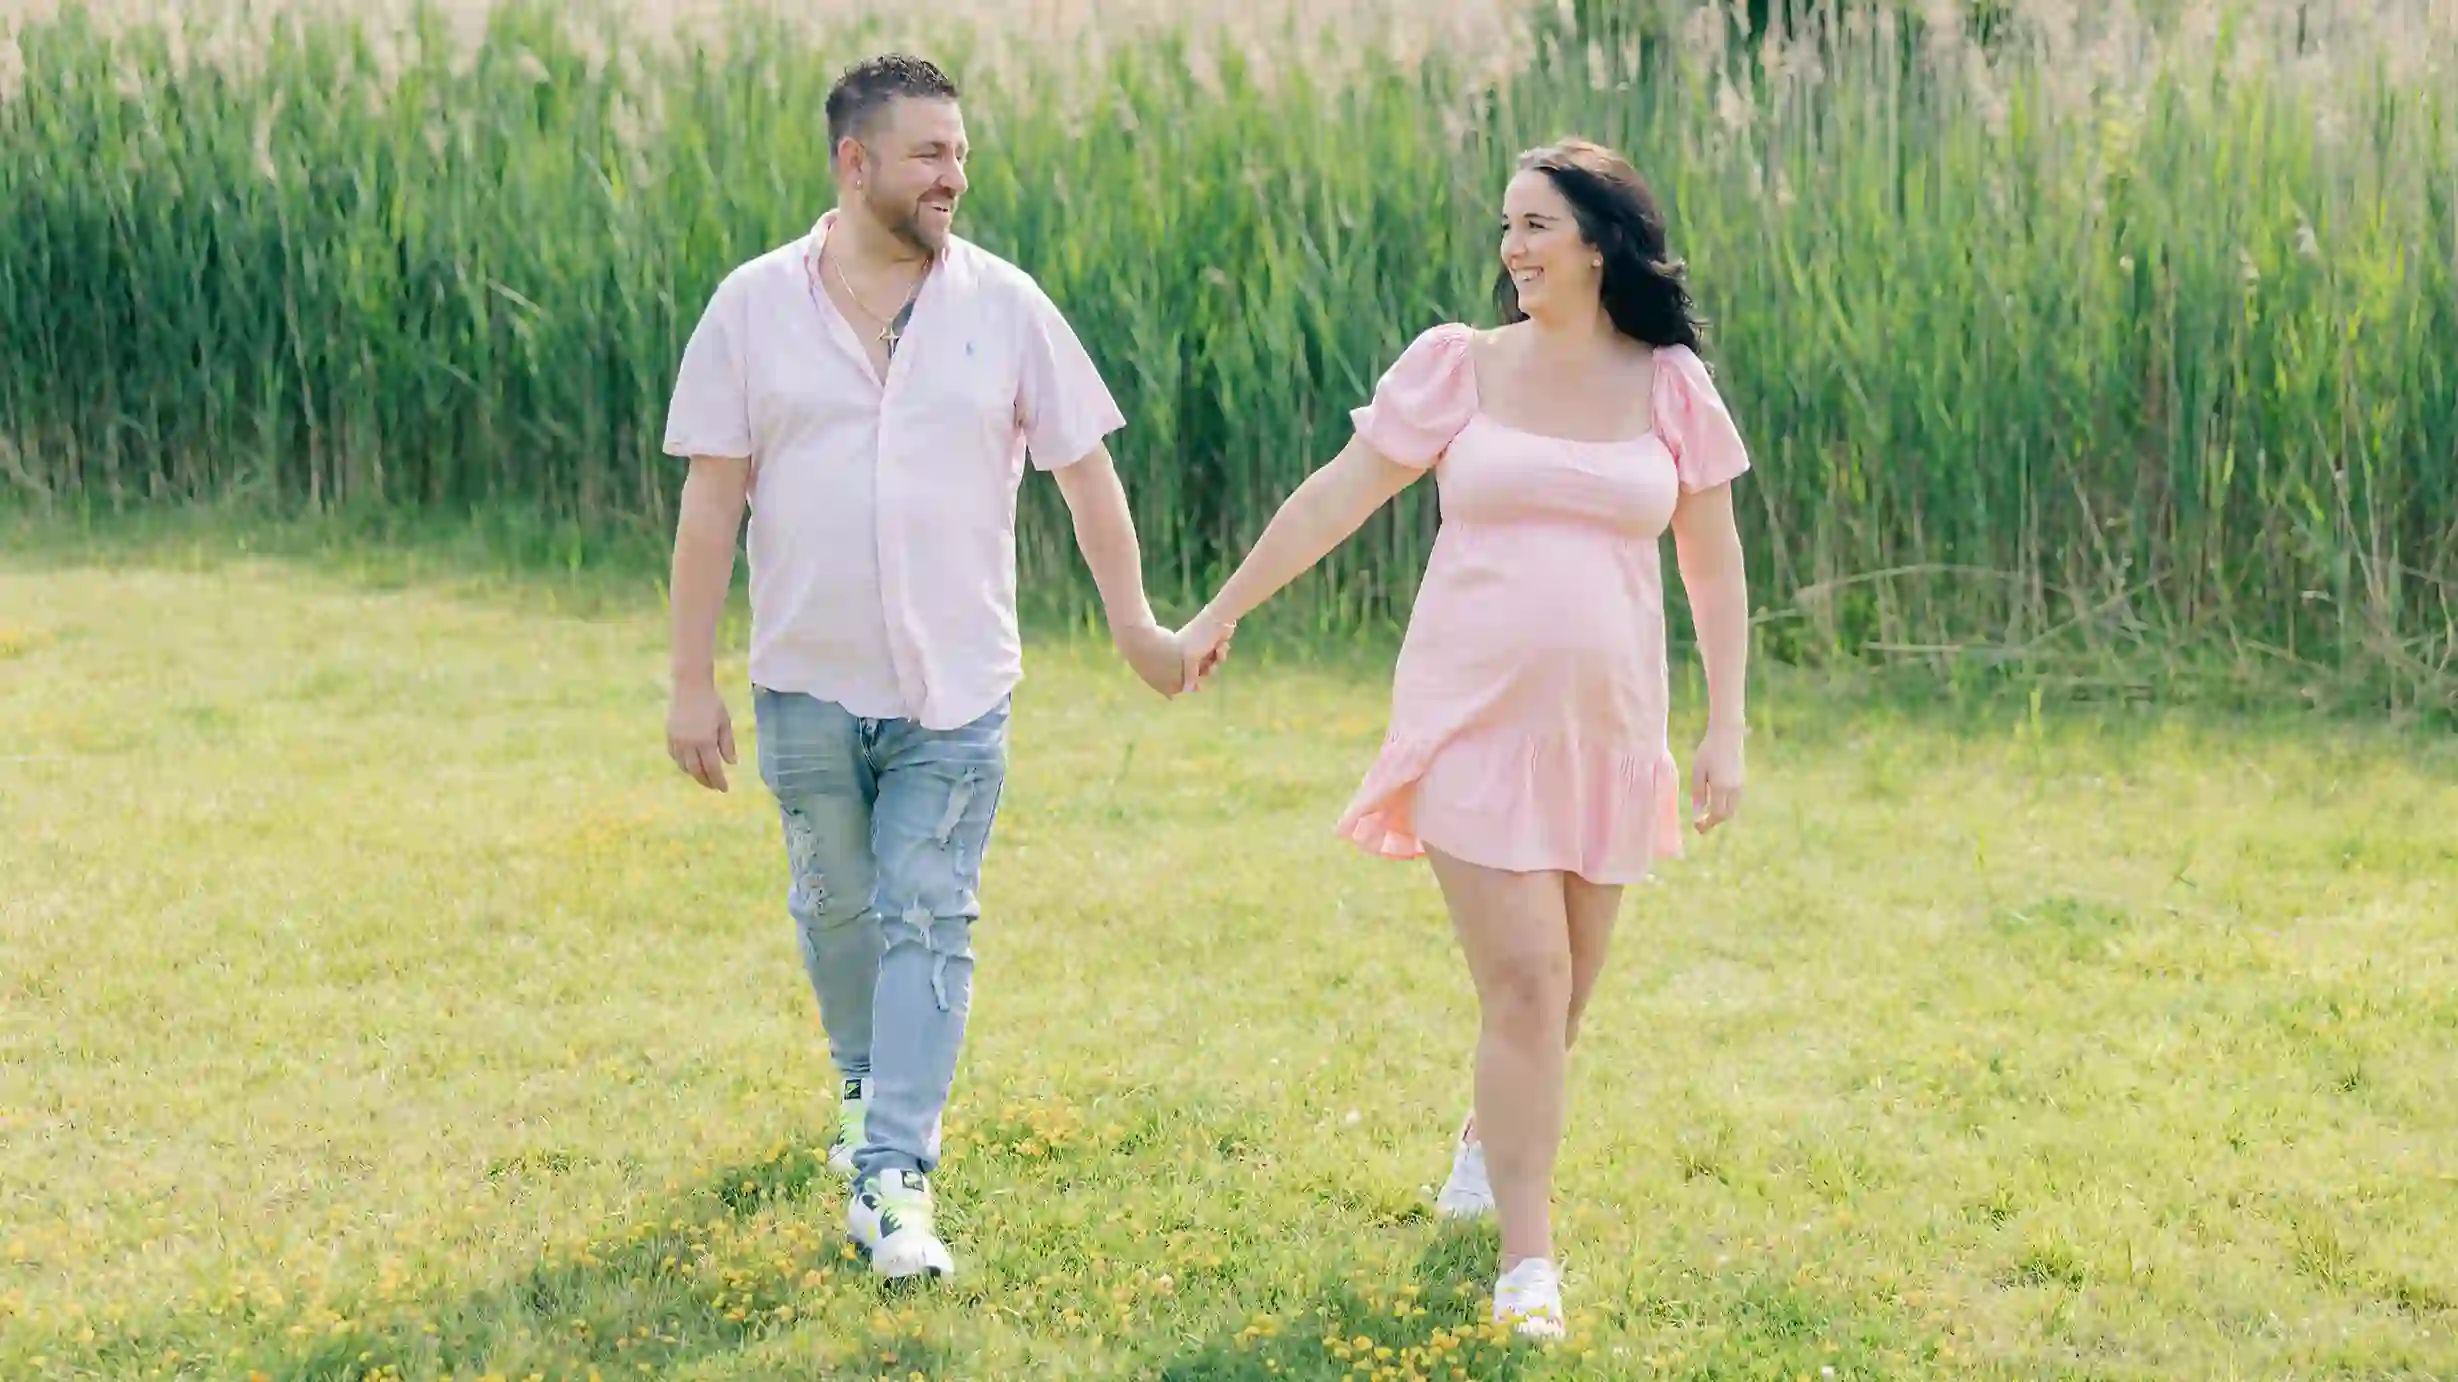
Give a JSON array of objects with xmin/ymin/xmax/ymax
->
[
  {"xmin": 1177, "ymin": 322, "xmax": 1473, "ymax": 686},
  {"xmin": 1177, "ymin": 438, "xmax": 1424, "ymax": 680}
]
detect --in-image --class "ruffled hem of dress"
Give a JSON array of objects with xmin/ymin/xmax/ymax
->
[{"xmin": 1332, "ymin": 732, "xmax": 1684, "ymax": 882}]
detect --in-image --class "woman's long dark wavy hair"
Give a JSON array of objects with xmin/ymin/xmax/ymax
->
[{"xmin": 1493, "ymin": 138, "xmax": 1706, "ymax": 352}]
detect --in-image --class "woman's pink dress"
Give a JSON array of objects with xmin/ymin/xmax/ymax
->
[{"xmin": 1333, "ymin": 322, "xmax": 1751, "ymax": 885}]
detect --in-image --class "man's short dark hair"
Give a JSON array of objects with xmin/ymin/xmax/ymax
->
[{"xmin": 825, "ymin": 54, "xmax": 960, "ymax": 151}]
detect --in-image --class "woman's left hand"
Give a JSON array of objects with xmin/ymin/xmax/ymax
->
[{"xmin": 1691, "ymin": 724, "xmax": 1745, "ymax": 834}]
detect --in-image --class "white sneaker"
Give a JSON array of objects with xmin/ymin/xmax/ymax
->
[
  {"xmin": 847, "ymin": 1168, "xmax": 955, "ymax": 1280},
  {"xmin": 827, "ymin": 1080, "xmax": 947, "ymax": 1178},
  {"xmin": 1493, "ymin": 1257, "xmax": 1565, "ymax": 1340},
  {"xmin": 1435, "ymin": 1117, "xmax": 1495, "ymax": 1220},
  {"xmin": 825, "ymin": 1078, "xmax": 869, "ymax": 1177}
]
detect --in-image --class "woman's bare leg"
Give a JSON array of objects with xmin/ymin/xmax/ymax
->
[
  {"xmin": 1562, "ymin": 874, "xmax": 1624, "ymax": 1050},
  {"xmin": 1427, "ymin": 847, "xmax": 1573, "ymax": 1269}
]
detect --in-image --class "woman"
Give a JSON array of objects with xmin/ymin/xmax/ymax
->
[{"xmin": 1175, "ymin": 137, "xmax": 1753, "ymax": 1339}]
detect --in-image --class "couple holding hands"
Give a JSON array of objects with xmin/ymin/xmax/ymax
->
[{"xmin": 659, "ymin": 54, "xmax": 1751, "ymax": 1340}]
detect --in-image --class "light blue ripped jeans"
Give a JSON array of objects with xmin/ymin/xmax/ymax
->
[{"xmin": 751, "ymin": 685, "xmax": 1008, "ymax": 1184}]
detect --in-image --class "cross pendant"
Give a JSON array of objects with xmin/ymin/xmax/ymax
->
[{"xmin": 879, "ymin": 322, "xmax": 899, "ymax": 352}]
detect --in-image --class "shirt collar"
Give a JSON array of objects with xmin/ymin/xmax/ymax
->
[{"xmin": 805, "ymin": 208, "xmax": 951, "ymax": 282}]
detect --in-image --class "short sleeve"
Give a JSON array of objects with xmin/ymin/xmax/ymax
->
[
  {"xmin": 1349, "ymin": 323, "xmax": 1478, "ymax": 469},
  {"xmin": 1015, "ymin": 279, "xmax": 1126, "ymax": 471},
  {"xmin": 1653, "ymin": 345, "xmax": 1750, "ymax": 493},
  {"xmin": 661, "ymin": 270, "xmax": 753, "ymax": 460}
]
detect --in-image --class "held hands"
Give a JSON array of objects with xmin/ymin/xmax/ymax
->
[
  {"xmin": 1690, "ymin": 722, "xmax": 1745, "ymax": 833},
  {"xmin": 1112, "ymin": 616, "xmax": 1187, "ymax": 697},
  {"xmin": 1173, "ymin": 607, "xmax": 1236, "ymax": 693},
  {"xmin": 1109, "ymin": 606, "xmax": 1235, "ymax": 698}
]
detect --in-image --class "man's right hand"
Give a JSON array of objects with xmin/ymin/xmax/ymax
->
[{"xmin": 667, "ymin": 681, "xmax": 737, "ymax": 791}]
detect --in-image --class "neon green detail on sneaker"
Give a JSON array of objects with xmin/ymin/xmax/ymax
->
[{"xmin": 830, "ymin": 1097, "xmax": 865, "ymax": 1156}]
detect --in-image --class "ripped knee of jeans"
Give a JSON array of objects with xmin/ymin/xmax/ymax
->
[
  {"xmin": 781, "ymin": 807, "xmax": 830, "ymax": 911},
  {"xmin": 882, "ymin": 902, "xmax": 975, "ymax": 1012},
  {"xmin": 930, "ymin": 769, "xmax": 981, "ymax": 847}
]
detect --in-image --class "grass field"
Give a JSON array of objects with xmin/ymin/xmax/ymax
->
[{"xmin": 4, "ymin": 520, "xmax": 2456, "ymax": 1380}]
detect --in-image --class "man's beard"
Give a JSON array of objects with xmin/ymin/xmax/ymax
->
[{"xmin": 872, "ymin": 189, "xmax": 950, "ymax": 254}]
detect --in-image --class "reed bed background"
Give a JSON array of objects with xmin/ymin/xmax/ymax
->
[{"xmin": 3, "ymin": 0, "xmax": 2454, "ymax": 709}]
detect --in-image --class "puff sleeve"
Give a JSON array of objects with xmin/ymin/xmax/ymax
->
[
  {"xmin": 1348, "ymin": 322, "xmax": 1479, "ymax": 469},
  {"xmin": 1652, "ymin": 344, "xmax": 1750, "ymax": 493}
]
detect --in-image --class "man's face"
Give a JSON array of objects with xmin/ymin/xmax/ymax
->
[{"xmin": 846, "ymin": 96, "xmax": 969, "ymax": 253}]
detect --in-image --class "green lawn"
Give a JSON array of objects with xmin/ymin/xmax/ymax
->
[{"xmin": 4, "ymin": 527, "xmax": 2456, "ymax": 1381}]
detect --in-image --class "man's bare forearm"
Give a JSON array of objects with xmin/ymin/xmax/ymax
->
[
  {"xmin": 1053, "ymin": 445, "xmax": 1157, "ymax": 629},
  {"xmin": 669, "ymin": 457, "xmax": 750, "ymax": 690}
]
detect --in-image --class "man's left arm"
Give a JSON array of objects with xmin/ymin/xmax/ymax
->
[
  {"xmin": 1017, "ymin": 281, "xmax": 1181, "ymax": 696},
  {"xmin": 1049, "ymin": 445, "xmax": 1181, "ymax": 695}
]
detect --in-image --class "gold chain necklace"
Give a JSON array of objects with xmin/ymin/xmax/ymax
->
[{"xmin": 827, "ymin": 249, "xmax": 924, "ymax": 352}]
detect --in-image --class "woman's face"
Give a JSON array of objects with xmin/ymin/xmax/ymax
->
[{"xmin": 1499, "ymin": 168, "xmax": 1599, "ymax": 319}]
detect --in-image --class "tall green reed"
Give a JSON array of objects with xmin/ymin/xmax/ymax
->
[{"xmin": 2, "ymin": 0, "xmax": 2450, "ymax": 708}]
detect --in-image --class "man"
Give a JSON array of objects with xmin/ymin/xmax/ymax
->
[{"xmin": 658, "ymin": 53, "xmax": 1183, "ymax": 1281}]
